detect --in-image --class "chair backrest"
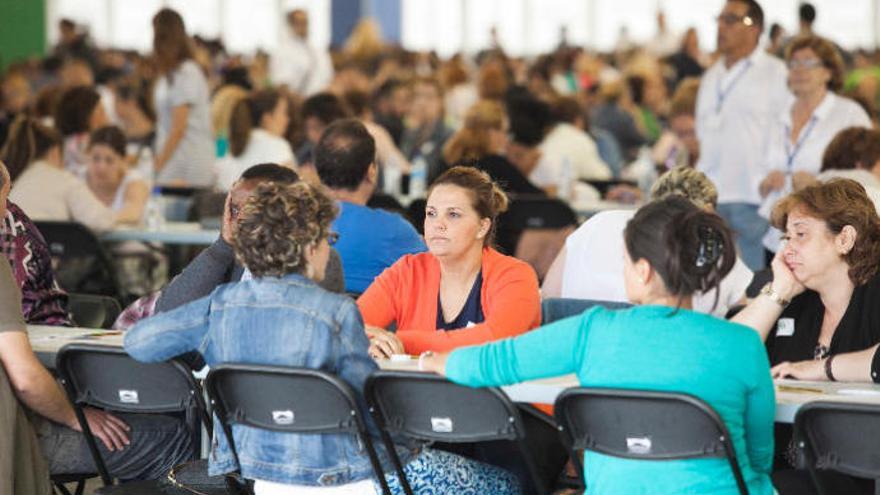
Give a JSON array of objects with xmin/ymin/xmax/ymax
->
[
  {"xmin": 205, "ymin": 364, "xmax": 391, "ymax": 494},
  {"xmin": 206, "ymin": 364, "xmax": 367, "ymax": 435},
  {"xmin": 33, "ymin": 221, "xmax": 122, "ymax": 299},
  {"xmin": 365, "ymin": 370, "xmax": 525, "ymax": 443},
  {"xmin": 555, "ymin": 387, "xmax": 749, "ymax": 495},
  {"xmin": 67, "ymin": 293, "xmax": 122, "ymax": 329},
  {"xmin": 55, "ymin": 344, "xmax": 210, "ymax": 485},
  {"xmin": 794, "ymin": 401, "xmax": 880, "ymax": 484},
  {"xmin": 541, "ymin": 298, "xmax": 632, "ymax": 325},
  {"xmin": 56, "ymin": 344, "xmax": 207, "ymax": 417},
  {"xmin": 495, "ymin": 196, "xmax": 579, "ymax": 265}
]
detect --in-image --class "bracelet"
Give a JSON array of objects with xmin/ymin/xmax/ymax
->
[
  {"xmin": 418, "ymin": 351, "xmax": 434, "ymax": 372},
  {"xmin": 760, "ymin": 282, "xmax": 790, "ymax": 308},
  {"xmin": 825, "ymin": 354, "xmax": 837, "ymax": 382}
]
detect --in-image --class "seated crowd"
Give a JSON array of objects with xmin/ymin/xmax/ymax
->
[{"xmin": 3, "ymin": 0, "xmax": 880, "ymax": 493}]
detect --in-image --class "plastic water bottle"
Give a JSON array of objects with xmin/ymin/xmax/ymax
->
[
  {"xmin": 145, "ymin": 186, "xmax": 165, "ymax": 231},
  {"xmin": 557, "ymin": 157, "xmax": 574, "ymax": 203},
  {"xmin": 382, "ymin": 156, "xmax": 402, "ymax": 198},
  {"xmin": 409, "ymin": 156, "xmax": 428, "ymax": 199}
]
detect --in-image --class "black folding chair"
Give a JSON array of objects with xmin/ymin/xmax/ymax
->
[
  {"xmin": 554, "ymin": 387, "xmax": 749, "ymax": 495},
  {"xmin": 34, "ymin": 221, "xmax": 124, "ymax": 301},
  {"xmin": 55, "ymin": 344, "xmax": 210, "ymax": 488},
  {"xmin": 205, "ymin": 364, "xmax": 392, "ymax": 494},
  {"xmin": 794, "ymin": 401, "xmax": 880, "ymax": 495},
  {"xmin": 541, "ymin": 298, "xmax": 632, "ymax": 325},
  {"xmin": 365, "ymin": 370, "xmax": 549, "ymax": 495},
  {"xmin": 495, "ymin": 195, "xmax": 578, "ymax": 255},
  {"xmin": 67, "ymin": 293, "xmax": 122, "ymax": 329}
]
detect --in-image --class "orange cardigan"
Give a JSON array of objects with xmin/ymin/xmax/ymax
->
[{"xmin": 357, "ymin": 247, "xmax": 541, "ymax": 354}]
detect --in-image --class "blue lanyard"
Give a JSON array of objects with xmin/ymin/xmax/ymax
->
[
  {"xmin": 715, "ymin": 60, "xmax": 753, "ymax": 113},
  {"xmin": 784, "ymin": 116, "xmax": 819, "ymax": 173}
]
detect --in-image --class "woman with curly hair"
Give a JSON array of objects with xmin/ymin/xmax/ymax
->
[{"xmin": 125, "ymin": 181, "xmax": 519, "ymax": 494}]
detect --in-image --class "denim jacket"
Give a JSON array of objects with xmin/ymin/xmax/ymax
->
[{"xmin": 125, "ymin": 273, "xmax": 413, "ymax": 486}]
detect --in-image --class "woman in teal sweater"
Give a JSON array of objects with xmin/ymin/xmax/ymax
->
[{"xmin": 422, "ymin": 196, "xmax": 776, "ymax": 495}]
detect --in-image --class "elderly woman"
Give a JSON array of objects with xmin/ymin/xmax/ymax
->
[
  {"xmin": 759, "ymin": 35, "xmax": 872, "ymax": 255},
  {"xmin": 358, "ymin": 166, "xmax": 540, "ymax": 357},
  {"xmin": 126, "ymin": 181, "xmax": 518, "ymax": 494},
  {"xmin": 736, "ymin": 179, "xmax": 880, "ymax": 380},
  {"xmin": 543, "ymin": 166, "xmax": 753, "ymax": 317},
  {"xmin": 422, "ymin": 196, "xmax": 776, "ymax": 495}
]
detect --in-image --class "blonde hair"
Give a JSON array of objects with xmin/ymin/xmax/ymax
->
[
  {"xmin": 442, "ymin": 100, "xmax": 506, "ymax": 165},
  {"xmin": 650, "ymin": 167, "xmax": 718, "ymax": 210},
  {"xmin": 211, "ymin": 85, "xmax": 249, "ymax": 138}
]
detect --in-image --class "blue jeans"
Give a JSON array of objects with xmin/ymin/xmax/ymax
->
[
  {"xmin": 36, "ymin": 412, "xmax": 194, "ymax": 481},
  {"xmin": 717, "ymin": 202, "xmax": 768, "ymax": 271}
]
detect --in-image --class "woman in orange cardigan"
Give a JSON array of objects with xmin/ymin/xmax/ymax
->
[{"xmin": 358, "ymin": 166, "xmax": 541, "ymax": 357}]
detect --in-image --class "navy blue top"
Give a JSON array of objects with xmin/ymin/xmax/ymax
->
[{"xmin": 437, "ymin": 272, "xmax": 484, "ymax": 330}]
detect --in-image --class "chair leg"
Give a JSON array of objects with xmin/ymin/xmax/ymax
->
[
  {"xmin": 74, "ymin": 480, "xmax": 86, "ymax": 495},
  {"xmin": 53, "ymin": 483, "xmax": 73, "ymax": 495},
  {"xmin": 516, "ymin": 439, "xmax": 551, "ymax": 495},
  {"xmin": 362, "ymin": 433, "xmax": 394, "ymax": 495},
  {"xmin": 379, "ymin": 429, "xmax": 413, "ymax": 495}
]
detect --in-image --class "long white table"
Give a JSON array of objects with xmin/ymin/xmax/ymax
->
[
  {"xmin": 30, "ymin": 326, "xmax": 880, "ymax": 424},
  {"xmin": 100, "ymin": 222, "xmax": 219, "ymax": 245}
]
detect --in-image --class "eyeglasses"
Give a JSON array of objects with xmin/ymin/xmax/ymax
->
[
  {"xmin": 787, "ymin": 58, "xmax": 824, "ymax": 70},
  {"xmin": 327, "ymin": 231, "xmax": 339, "ymax": 246},
  {"xmin": 715, "ymin": 13, "xmax": 754, "ymax": 26}
]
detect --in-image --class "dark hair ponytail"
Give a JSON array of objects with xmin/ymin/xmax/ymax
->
[
  {"xmin": 624, "ymin": 196, "xmax": 736, "ymax": 309},
  {"xmin": 228, "ymin": 89, "xmax": 282, "ymax": 157},
  {"xmin": 0, "ymin": 116, "xmax": 62, "ymax": 181}
]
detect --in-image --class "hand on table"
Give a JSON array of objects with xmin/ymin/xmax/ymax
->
[
  {"xmin": 366, "ymin": 326, "xmax": 405, "ymax": 359},
  {"xmin": 771, "ymin": 359, "xmax": 826, "ymax": 381}
]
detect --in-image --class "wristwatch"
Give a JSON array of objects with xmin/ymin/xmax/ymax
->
[{"xmin": 760, "ymin": 282, "xmax": 790, "ymax": 308}]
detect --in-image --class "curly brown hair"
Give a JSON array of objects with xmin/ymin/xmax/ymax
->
[
  {"xmin": 771, "ymin": 178, "xmax": 880, "ymax": 285},
  {"xmin": 233, "ymin": 182, "xmax": 337, "ymax": 278}
]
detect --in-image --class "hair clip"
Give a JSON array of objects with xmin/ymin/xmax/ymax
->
[{"xmin": 696, "ymin": 226, "xmax": 722, "ymax": 268}]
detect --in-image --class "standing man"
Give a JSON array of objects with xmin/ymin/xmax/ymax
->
[
  {"xmin": 271, "ymin": 9, "xmax": 333, "ymax": 97},
  {"xmin": 695, "ymin": 0, "xmax": 790, "ymax": 269}
]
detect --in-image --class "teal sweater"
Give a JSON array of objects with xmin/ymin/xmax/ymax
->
[{"xmin": 446, "ymin": 305, "xmax": 775, "ymax": 495}]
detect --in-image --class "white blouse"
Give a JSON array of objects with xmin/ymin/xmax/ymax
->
[
  {"xmin": 760, "ymin": 92, "xmax": 872, "ymax": 251},
  {"xmin": 10, "ymin": 160, "xmax": 114, "ymax": 232}
]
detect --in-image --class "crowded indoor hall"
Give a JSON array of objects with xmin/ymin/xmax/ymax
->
[{"xmin": 3, "ymin": 0, "xmax": 880, "ymax": 493}]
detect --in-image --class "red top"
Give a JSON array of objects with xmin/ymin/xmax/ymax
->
[{"xmin": 357, "ymin": 247, "xmax": 541, "ymax": 354}]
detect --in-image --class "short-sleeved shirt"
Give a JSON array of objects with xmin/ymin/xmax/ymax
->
[
  {"xmin": 0, "ymin": 260, "xmax": 26, "ymax": 334},
  {"xmin": 332, "ymin": 201, "xmax": 426, "ymax": 294},
  {"xmin": 153, "ymin": 60, "xmax": 215, "ymax": 187},
  {"xmin": 766, "ymin": 273, "xmax": 880, "ymax": 366}
]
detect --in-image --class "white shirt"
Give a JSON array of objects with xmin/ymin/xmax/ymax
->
[
  {"xmin": 561, "ymin": 210, "xmax": 753, "ymax": 317},
  {"xmin": 153, "ymin": 60, "xmax": 215, "ymax": 187},
  {"xmin": 215, "ymin": 129, "xmax": 297, "ymax": 191},
  {"xmin": 110, "ymin": 170, "xmax": 146, "ymax": 213},
  {"xmin": 270, "ymin": 30, "xmax": 333, "ymax": 96},
  {"xmin": 254, "ymin": 478, "xmax": 376, "ymax": 495},
  {"xmin": 531, "ymin": 123, "xmax": 612, "ymax": 188},
  {"xmin": 817, "ymin": 169, "xmax": 880, "ymax": 214},
  {"xmin": 759, "ymin": 92, "xmax": 871, "ymax": 251},
  {"xmin": 10, "ymin": 160, "xmax": 115, "ymax": 232},
  {"xmin": 696, "ymin": 48, "xmax": 790, "ymax": 204}
]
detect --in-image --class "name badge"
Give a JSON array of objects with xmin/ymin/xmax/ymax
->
[
  {"xmin": 705, "ymin": 113, "xmax": 723, "ymax": 130},
  {"xmin": 776, "ymin": 318, "xmax": 795, "ymax": 337}
]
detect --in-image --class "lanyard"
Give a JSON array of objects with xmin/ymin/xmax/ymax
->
[
  {"xmin": 784, "ymin": 116, "xmax": 819, "ymax": 173},
  {"xmin": 715, "ymin": 60, "xmax": 753, "ymax": 113}
]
